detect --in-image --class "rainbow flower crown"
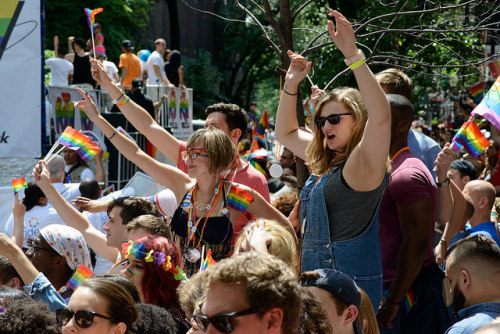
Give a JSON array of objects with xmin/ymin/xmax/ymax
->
[{"xmin": 122, "ymin": 241, "xmax": 187, "ymax": 281}]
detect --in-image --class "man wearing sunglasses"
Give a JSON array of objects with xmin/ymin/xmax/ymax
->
[{"xmin": 193, "ymin": 252, "xmax": 301, "ymax": 334}]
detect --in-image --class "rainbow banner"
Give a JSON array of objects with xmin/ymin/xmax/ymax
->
[
  {"xmin": 66, "ymin": 264, "xmax": 94, "ymax": 291},
  {"xmin": 12, "ymin": 177, "xmax": 27, "ymax": 192},
  {"xmin": 227, "ymin": 187, "xmax": 254, "ymax": 213},
  {"xmin": 56, "ymin": 127, "xmax": 101, "ymax": 162},
  {"xmin": 451, "ymin": 120, "xmax": 490, "ymax": 158},
  {"xmin": 253, "ymin": 110, "xmax": 268, "ymax": 145},
  {"xmin": 84, "ymin": 8, "xmax": 103, "ymax": 29},
  {"xmin": 471, "ymin": 77, "xmax": 500, "ymax": 131}
]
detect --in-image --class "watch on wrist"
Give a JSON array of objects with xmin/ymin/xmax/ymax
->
[
  {"xmin": 344, "ymin": 50, "xmax": 365, "ymax": 66},
  {"xmin": 435, "ymin": 175, "xmax": 450, "ymax": 187}
]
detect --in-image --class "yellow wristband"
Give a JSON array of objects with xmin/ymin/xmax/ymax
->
[
  {"xmin": 117, "ymin": 96, "xmax": 130, "ymax": 107},
  {"xmin": 349, "ymin": 58, "xmax": 365, "ymax": 70}
]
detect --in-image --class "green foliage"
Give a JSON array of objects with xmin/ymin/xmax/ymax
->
[
  {"xmin": 44, "ymin": 50, "xmax": 54, "ymax": 86},
  {"xmin": 45, "ymin": 0, "xmax": 155, "ymax": 63}
]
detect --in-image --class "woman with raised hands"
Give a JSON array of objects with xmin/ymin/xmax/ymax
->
[
  {"xmin": 74, "ymin": 89, "xmax": 294, "ymax": 275},
  {"xmin": 275, "ymin": 9, "xmax": 391, "ymax": 306}
]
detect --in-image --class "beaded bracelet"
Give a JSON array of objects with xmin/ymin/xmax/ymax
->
[{"xmin": 117, "ymin": 96, "xmax": 130, "ymax": 108}]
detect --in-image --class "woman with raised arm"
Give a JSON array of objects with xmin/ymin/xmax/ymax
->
[
  {"xmin": 74, "ymin": 90, "xmax": 294, "ymax": 275},
  {"xmin": 275, "ymin": 10, "xmax": 391, "ymax": 306}
]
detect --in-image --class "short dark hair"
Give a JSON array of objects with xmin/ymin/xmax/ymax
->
[
  {"xmin": 0, "ymin": 256, "xmax": 23, "ymax": 286},
  {"xmin": 79, "ymin": 179, "xmax": 101, "ymax": 200},
  {"xmin": 74, "ymin": 38, "xmax": 86, "ymax": 49},
  {"xmin": 57, "ymin": 43, "xmax": 68, "ymax": 55},
  {"xmin": 107, "ymin": 197, "xmax": 159, "ymax": 225},
  {"xmin": 446, "ymin": 234, "xmax": 500, "ymax": 268},
  {"xmin": 0, "ymin": 298, "xmax": 60, "ymax": 334},
  {"xmin": 205, "ymin": 103, "xmax": 249, "ymax": 141},
  {"xmin": 130, "ymin": 304, "xmax": 183, "ymax": 334}
]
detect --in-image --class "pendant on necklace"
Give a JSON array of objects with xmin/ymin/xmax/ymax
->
[{"xmin": 184, "ymin": 247, "xmax": 201, "ymax": 263}]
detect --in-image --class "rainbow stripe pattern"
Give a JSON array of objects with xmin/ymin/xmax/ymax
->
[
  {"xmin": 66, "ymin": 264, "xmax": 94, "ymax": 291},
  {"xmin": 253, "ymin": 110, "xmax": 268, "ymax": 144},
  {"xmin": 451, "ymin": 120, "xmax": 490, "ymax": 158},
  {"xmin": 0, "ymin": 0, "xmax": 23, "ymax": 61},
  {"xmin": 199, "ymin": 249, "xmax": 216, "ymax": 273},
  {"xmin": 84, "ymin": 8, "xmax": 103, "ymax": 29},
  {"xmin": 402, "ymin": 290, "xmax": 414, "ymax": 314},
  {"xmin": 471, "ymin": 77, "xmax": 500, "ymax": 130},
  {"xmin": 56, "ymin": 127, "xmax": 101, "ymax": 162},
  {"xmin": 12, "ymin": 177, "xmax": 27, "ymax": 192},
  {"xmin": 470, "ymin": 82, "xmax": 484, "ymax": 102},
  {"xmin": 227, "ymin": 186, "xmax": 254, "ymax": 213}
]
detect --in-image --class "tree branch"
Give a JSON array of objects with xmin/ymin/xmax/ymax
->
[{"xmin": 292, "ymin": 0, "xmax": 314, "ymax": 22}]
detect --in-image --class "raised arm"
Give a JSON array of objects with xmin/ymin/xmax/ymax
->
[
  {"xmin": 33, "ymin": 161, "xmax": 119, "ymax": 263},
  {"xmin": 329, "ymin": 10, "xmax": 391, "ymax": 189},
  {"xmin": 91, "ymin": 59, "xmax": 182, "ymax": 163},
  {"xmin": 275, "ymin": 50, "xmax": 313, "ymax": 161},
  {"xmin": 12, "ymin": 193, "xmax": 26, "ymax": 248},
  {"xmin": 74, "ymin": 88, "xmax": 192, "ymax": 202},
  {"xmin": 434, "ymin": 144, "xmax": 455, "ymax": 225}
]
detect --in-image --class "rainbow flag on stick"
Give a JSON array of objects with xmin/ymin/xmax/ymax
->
[
  {"xmin": 12, "ymin": 177, "xmax": 27, "ymax": 193},
  {"xmin": 56, "ymin": 127, "xmax": 101, "ymax": 162},
  {"xmin": 471, "ymin": 76, "xmax": 500, "ymax": 131},
  {"xmin": 253, "ymin": 111, "xmax": 268, "ymax": 145},
  {"xmin": 451, "ymin": 119, "xmax": 490, "ymax": 158},
  {"xmin": 199, "ymin": 249, "xmax": 216, "ymax": 273},
  {"xmin": 470, "ymin": 82, "xmax": 484, "ymax": 103},
  {"xmin": 65, "ymin": 264, "xmax": 94, "ymax": 291},
  {"xmin": 84, "ymin": 8, "xmax": 103, "ymax": 29}
]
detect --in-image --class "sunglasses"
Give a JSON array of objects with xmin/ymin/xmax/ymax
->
[
  {"xmin": 192, "ymin": 307, "xmax": 262, "ymax": 333},
  {"xmin": 25, "ymin": 241, "xmax": 57, "ymax": 256},
  {"xmin": 181, "ymin": 148, "xmax": 209, "ymax": 160},
  {"xmin": 56, "ymin": 308, "xmax": 115, "ymax": 328},
  {"xmin": 314, "ymin": 113, "xmax": 352, "ymax": 128}
]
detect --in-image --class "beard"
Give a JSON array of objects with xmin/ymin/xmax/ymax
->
[{"xmin": 452, "ymin": 282, "xmax": 467, "ymax": 315}]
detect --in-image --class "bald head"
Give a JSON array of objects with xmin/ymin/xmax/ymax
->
[
  {"xmin": 464, "ymin": 180, "xmax": 496, "ymax": 212},
  {"xmin": 47, "ymin": 155, "xmax": 65, "ymax": 181}
]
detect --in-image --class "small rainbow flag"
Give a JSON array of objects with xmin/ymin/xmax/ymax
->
[
  {"xmin": 227, "ymin": 187, "xmax": 254, "ymax": 213},
  {"xmin": 451, "ymin": 120, "xmax": 490, "ymax": 158},
  {"xmin": 84, "ymin": 8, "xmax": 103, "ymax": 29},
  {"xmin": 199, "ymin": 249, "xmax": 216, "ymax": 273},
  {"xmin": 248, "ymin": 112, "xmax": 259, "ymax": 125},
  {"xmin": 12, "ymin": 177, "xmax": 27, "ymax": 192},
  {"xmin": 66, "ymin": 264, "xmax": 94, "ymax": 291},
  {"xmin": 470, "ymin": 82, "xmax": 484, "ymax": 103},
  {"xmin": 402, "ymin": 290, "xmax": 414, "ymax": 314},
  {"xmin": 56, "ymin": 127, "xmax": 101, "ymax": 162},
  {"xmin": 471, "ymin": 76, "xmax": 500, "ymax": 132},
  {"xmin": 253, "ymin": 110, "xmax": 268, "ymax": 145}
]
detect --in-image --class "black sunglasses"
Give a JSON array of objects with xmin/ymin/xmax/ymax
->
[
  {"xmin": 56, "ymin": 308, "xmax": 115, "ymax": 328},
  {"xmin": 26, "ymin": 240, "xmax": 57, "ymax": 255},
  {"xmin": 192, "ymin": 307, "xmax": 262, "ymax": 333},
  {"xmin": 314, "ymin": 113, "xmax": 352, "ymax": 128}
]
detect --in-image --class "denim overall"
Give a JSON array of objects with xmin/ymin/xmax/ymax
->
[{"xmin": 300, "ymin": 167, "xmax": 387, "ymax": 308}]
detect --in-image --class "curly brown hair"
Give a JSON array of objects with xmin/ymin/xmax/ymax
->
[
  {"xmin": 0, "ymin": 298, "xmax": 60, "ymax": 334},
  {"xmin": 296, "ymin": 287, "xmax": 334, "ymax": 334}
]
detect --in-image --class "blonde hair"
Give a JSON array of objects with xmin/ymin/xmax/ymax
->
[
  {"xmin": 306, "ymin": 87, "xmax": 367, "ymax": 175},
  {"xmin": 186, "ymin": 128, "xmax": 236, "ymax": 175},
  {"xmin": 234, "ymin": 220, "xmax": 298, "ymax": 268},
  {"xmin": 359, "ymin": 287, "xmax": 380, "ymax": 334}
]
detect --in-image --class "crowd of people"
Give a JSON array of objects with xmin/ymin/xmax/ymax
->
[{"xmin": 2, "ymin": 9, "xmax": 500, "ymax": 334}]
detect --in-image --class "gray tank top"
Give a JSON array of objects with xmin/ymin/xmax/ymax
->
[{"xmin": 324, "ymin": 165, "xmax": 387, "ymax": 241}]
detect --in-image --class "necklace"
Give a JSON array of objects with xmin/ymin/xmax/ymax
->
[{"xmin": 391, "ymin": 146, "xmax": 410, "ymax": 163}]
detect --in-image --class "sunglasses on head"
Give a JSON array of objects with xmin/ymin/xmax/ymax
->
[
  {"xmin": 314, "ymin": 113, "xmax": 352, "ymax": 128},
  {"xmin": 56, "ymin": 308, "xmax": 115, "ymax": 328},
  {"xmin": 181, "ymin": 148, "xmax": 209, "ymax": 160},
  {"xmin": 192, "ymin": 307, "xmax": 262, "ymax": 333}
]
